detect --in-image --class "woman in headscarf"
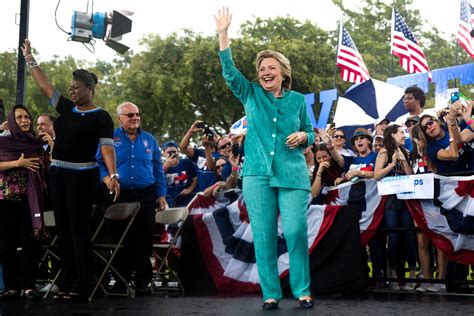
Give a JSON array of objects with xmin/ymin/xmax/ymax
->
[{"xmin": 0, "ymin": 105, "xmax": 51, "ymax": 300}]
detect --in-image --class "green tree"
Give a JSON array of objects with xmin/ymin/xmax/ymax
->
[
  {"xmin": 119, "ymin": 17, "xmax": 335, "ymax": 142},
  {"xmin": 0, "ymin": 51, "xmax": 20, "ymax": 116},
  {"xmin": 332, "ymin": 0, "xmax": 473, "ymax": 108}
]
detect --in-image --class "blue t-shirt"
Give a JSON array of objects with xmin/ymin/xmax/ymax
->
[
  {"xmin": 405, "ymin": 138, "xmax": 413, "ymax": 153},
  {"xmin": 191, "ymin": 148, "xmax": 218, "ymax": 192},
  {"xmin": 165, "ymin": 158, "xmax": 198, "ymax": 198},
  {"xmin": 343, "ymin": 151, "xmax": 377, "ymax": 172},
  {"xmin": 427, "ymin": 126, "xmax": 471, "ymax": 174}
]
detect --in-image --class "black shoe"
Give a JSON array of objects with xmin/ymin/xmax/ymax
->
[
  {"xmin": 108, "ymin": 284, "xmax": 128, "ymax": 295},
  {"xmin": 22, "ymin": 290, "xmax": 40, "ymax": 301},
  {"xmin": 0, "ymin": 291, "xmax": 21, "ymax": 301},
  {"xmin": 299, "ymin": 298, "xmax": 314, "ymax": 309},
  {"xmin": 135, "ymin": 287, "xmax": 152, "ymax": 297},
  {"xmin": 262, "ymin": 300, "xmax": 279, "ymax": 310}
]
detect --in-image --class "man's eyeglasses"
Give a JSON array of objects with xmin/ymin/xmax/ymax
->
[
  {"xmin": 219, "ymin": 142, "xmax": 232, "ymax": 150},
  {"xmin": 333, "ymin": 134, "xmax": 345, "ymax": 139},
  {"xmin": 216, "ymin": 164, "xmax": 225, "ymax": 170},
  {"xmin": 421, "ymin": 119, "xmax": 435, "ymax": 132},
  {"xmin": 166, "ymin": 150, "xmax": 177, "ymax": 156},
  {"xmin": 119, "ymin": 112, "xmax": 140, "ymax": 118}
]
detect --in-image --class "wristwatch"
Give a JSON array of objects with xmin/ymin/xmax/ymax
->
[
  {"xmin": 449, "ymin": 137, "xmax": 455, "ymax": 143},
  {"xmin": 110, "ymin": 173, "xmax": 120, "ymax": 181}
]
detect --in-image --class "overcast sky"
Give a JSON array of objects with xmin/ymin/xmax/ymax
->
[{"xmin": 0, "ymin": 0, "xmax": 462, "ymax": 63}]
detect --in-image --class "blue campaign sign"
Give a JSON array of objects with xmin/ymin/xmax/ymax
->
[
  {"xmin": 305, "ymin": 63, "xmax": 474, "ymax": 128},
  {"xmin": 387, "ymin": 63, "xmax": 474, "ymax": 108},
  {"xmin": 304, "ymin": 89, "xmax": 337, "ymax": 128}
]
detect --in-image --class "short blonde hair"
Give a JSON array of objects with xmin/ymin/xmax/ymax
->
[{"xmin": 255, "ymin": 49, "xmax": 292, "ymax": 90}]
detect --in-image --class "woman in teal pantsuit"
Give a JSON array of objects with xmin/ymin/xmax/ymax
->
[{"xmin": 215, "ymin": 7, "xmax": 316, "ymax": 310}]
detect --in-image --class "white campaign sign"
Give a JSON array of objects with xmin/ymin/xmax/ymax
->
[
  {"xmin": 376, "ymin": 175, "xmax": 415, "ymax": 195},
  {"xmin": 396, "ymin": 173, "xmax": 435, "ymax": 199}
]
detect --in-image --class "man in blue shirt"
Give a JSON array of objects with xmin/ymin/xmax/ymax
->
[
  {"xmin": 162, "ymin": 141, "xmax": 198, "ymax": 207},
  {"xmin": 97, "ymin": 102, "xmax": 167, "ymax": 296}
]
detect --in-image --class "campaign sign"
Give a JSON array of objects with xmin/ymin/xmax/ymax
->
[
  {"xmin": 396, "ymin": 173, "xmax": 435, "ymax": 199},
  {"xmin": 377, "ymin": 175, "xmax": 415, "ymax": 195}
]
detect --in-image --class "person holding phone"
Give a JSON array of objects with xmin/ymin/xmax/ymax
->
[
  {"xmin": 215, "ymin": 8, "xmax": 315, "ymax": 310},
  {"xmin": 179, "ymin": 121, "xmax": 220, "ymax": 192},
  {"xmin": 163, "ymin": 141, "xmax": 198, "ymax": 207},
  {"xmin": 420, "ymin": 106, "xmax": 471, "ymax": 174},
  {"xmin": 21, "ymin": 39, "xmax": 119, "ymax": 302}
]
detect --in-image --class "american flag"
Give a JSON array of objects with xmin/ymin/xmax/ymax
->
[
  {"xmin": 457, "ymin": 0, "xmax": 474, "ymax": 58},
  {"xmin": 390, "ymin": 9, "xmax": 431, "ymax": 80},
  {"xmin": 336, "ymin": 24, "xmax": 370, "ymax": 83}
]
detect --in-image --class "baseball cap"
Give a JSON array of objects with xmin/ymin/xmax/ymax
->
[
  {"xmin": 374, "ymin": 118, "xmax": 390, "ymax": 128},
  {"xmin": 405, "ymin": 115, "xmax": 420, "ymax": 124}
]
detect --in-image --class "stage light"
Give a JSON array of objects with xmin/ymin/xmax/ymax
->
[{"xmin": 70, "ymin": 10, "xmax": 133, "ymax": 53}]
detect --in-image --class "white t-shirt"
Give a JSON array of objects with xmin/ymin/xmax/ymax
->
[{"xmin": 338, "ymin": 148, "xmax": 356, "ymax": 157}]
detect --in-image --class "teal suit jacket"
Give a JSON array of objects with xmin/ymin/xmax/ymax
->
[{"xmin": 219, "ymin": 48, "xmax": 315, "ymax": 191}]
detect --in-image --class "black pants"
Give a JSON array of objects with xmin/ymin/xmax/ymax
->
[
  {"xmin": 49, "ymin": 166, "xmax": 99, "ymax": 294},
  {"xmin": 105, "ymin": 186, "xmax": 156, "ymax": 290},
  {"xmin": 0, "ymin": 198, "xmax": 36, "ymax": 291}
]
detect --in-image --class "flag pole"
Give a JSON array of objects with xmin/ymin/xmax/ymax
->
[
  {"xmin": 333, "ymin": 20, "xmax": 341, "ymax": 89},
  {"xmin": 455, "ymin": 37, "xmax": 459, "ymax": 88},
  {"xmin": 389, "ymin": 8, "xmax": 394, "ymax": 79}
]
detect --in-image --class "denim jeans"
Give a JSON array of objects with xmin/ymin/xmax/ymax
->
[
  {"xmin": 383, "ymin": 195, "xmax": 417, "ymax": 271},
  {"xmin": 0, "ymin": 265, "xmax": 4, "ymax": 291},
  {"xmin": 368, "ymin": 231, "xmax": 387, "ymax": 278}
]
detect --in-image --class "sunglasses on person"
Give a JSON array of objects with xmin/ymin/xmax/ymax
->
[
  {"xmin": 119, "ymin": 112, "xmax": 141, "ymax": 118},
  {"xmin": 405, "ymin": 121, "xmax": 417, "ymax": 128},
  {"xmin": 216, "ymin": 164, "xmax": 225, "ymax": 170},
  {"xmin": 166, "ymin": 150, "xmax": 177, "ymax": 156},
  {"xmin": 219, "ymin": 142, "xmax": 232, "ymax": 150},
  {"xmin": 333, "ymin": 134, "xmax": 345, "ymax": 139},
  {"xmin": 421, "ymin": 119, "xmax": 435, "ymax": 132}
]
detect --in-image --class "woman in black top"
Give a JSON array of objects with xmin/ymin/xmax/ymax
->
[
  {"xmin": 374, "ymin": 125, "xmax": 416, "ymax": 290},
  {"xmin": 22, "ymin": 39, "xmax": 120, "ymax": 301}
]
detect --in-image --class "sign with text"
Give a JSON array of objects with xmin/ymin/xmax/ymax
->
[
  {"xmin": 376, "ymin": 175, "xmax": 415, "ymax": 195},
  {"xmin": 396, "ymin": 173, "xmax": 435, "ymax": 200}
]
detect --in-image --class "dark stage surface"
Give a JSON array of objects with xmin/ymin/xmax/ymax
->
[{"xmin": 1, "ymin": 291, "xmax": 473, "ymax": 315}]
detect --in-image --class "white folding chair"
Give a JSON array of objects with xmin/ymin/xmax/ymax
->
[{"xmin": 152, "ymin": 207, "xmax": 188, "ymax": 296}]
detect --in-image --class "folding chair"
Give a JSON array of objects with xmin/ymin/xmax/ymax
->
[
  {"xmin": 152, "ymin": 207, "xmax": 189, "ymax": 296},
  {"xmin": 37, "ymin": 211, "xmax": 61, "ymax": 299},
  {"xmin": 88, "ymin": 202, "xmax": 141, "ymax": 301}
]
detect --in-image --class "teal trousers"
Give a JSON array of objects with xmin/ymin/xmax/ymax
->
[{"xmin": 243, "ymin": 176, "xmax": 311, "ymax": 302}]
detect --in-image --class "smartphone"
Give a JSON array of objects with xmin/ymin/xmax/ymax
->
[
  {"xmin": 231, "ymin": 143, "xmax": 240, "ymax": 157},
  {"xmin": 450, "ymin": 92, "xmax": 460, "ymax": 104},
  {"xmin": 196, "ymin": 122, "xmax": 209, "ymax": 129}
]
